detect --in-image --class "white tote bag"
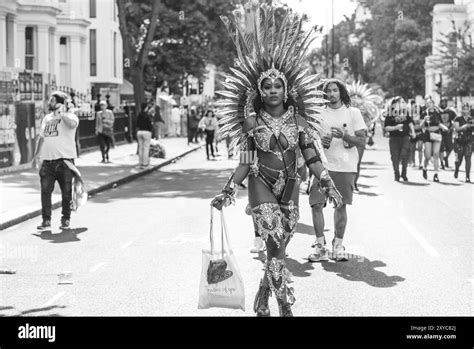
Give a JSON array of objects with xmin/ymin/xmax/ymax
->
[{"xmin": 198, "ymin": 207, "xmax": 245, "ymax": 311}]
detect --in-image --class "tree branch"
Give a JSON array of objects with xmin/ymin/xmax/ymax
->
[
  {"xmin": 116, "ymin": 0, "xmax": 136, "ymax": 64},
  {"xmin": 137, "ymin": 0, "xmax": 161, "ymax": 72}
]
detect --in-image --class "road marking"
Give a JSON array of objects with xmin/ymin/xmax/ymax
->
[
  {"xmin": 121, "ymin": 240, "xmax": 134, "ymax": 249},
  {"xmin": 89, "ymin": 262, "xmax": 107, "ymax": 273},
  {"xmin": 42, "ymin": 292, "xmax": 65, "ymax": 308},
  {"xmin": 399, "ymin": 217, "xmax": 440, "ymax": 258}
]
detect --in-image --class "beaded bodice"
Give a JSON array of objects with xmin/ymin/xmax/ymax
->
[{"xmin": 253, "ymin": 108, "xmax": 299, "ymax": 161}]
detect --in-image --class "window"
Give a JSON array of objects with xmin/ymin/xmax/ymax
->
[
  {"xmin": 25, "ymin": 27, "xmax": 35, "ymax": 70},
  {"xmin": 6, "ymin": 15, "xmax": 14, "ymax": 67},
  {"xmin": 60, "ymin": 37, "xmax": 70, "ymax": 85},
  {"xmin": 113, "ymin": 1, "xmax": 117, "ymax": 21},
  {"xmin": 89, "ymin": 0, "xmax": 96, "ymax": 18},
  {"xmin": 90, "ymin": 29, "xmax": 97, "ymax": 76},
  {"xmin": 48, "ymin": 28, "xmax": 55, "ymax": 73},
  {"xmin": 113, "ymin": 32, "xmax": 117, "ymax": 77}
]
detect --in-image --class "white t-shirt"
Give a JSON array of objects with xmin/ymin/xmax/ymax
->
[
  {"xmin": 40, "ymin": 110, "xmax": 78, "ymax": 160},
  {"xmin": 171, "ymin": 107, "xmax": 181, "ymax": 123},
  {"xmin": 320, "ymin": 105, "xmax": 366, "ymax": 173}
]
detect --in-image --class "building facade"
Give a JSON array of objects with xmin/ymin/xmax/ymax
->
[
  {"xmin": 0, "ymin": 0, "xmax": 123, "ymax": 170},
  {"xmin": 425, "ymin": 0, "xmax": 474, "ymax": 104}
]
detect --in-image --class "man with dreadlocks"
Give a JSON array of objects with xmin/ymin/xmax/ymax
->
[
  {"xmin": 308, "ymin": 79, "xmax": 367, "ymax": 263},
  {"xmin": 210, "ymin": 1, "xmax": 343, "ymax": 317}
]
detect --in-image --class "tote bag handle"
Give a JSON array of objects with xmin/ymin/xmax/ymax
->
[{"xmin": 209, "ymin": 206, "xmax": 233, "ymax": 260}]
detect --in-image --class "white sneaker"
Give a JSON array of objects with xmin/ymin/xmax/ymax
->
[
  {"xmin": 308, "ymin": 243, "xmax": 329, "ymax": 262},
  {"xmin": 250, "ymin": 237, "xmax": 266, "ymax": 253},
  {"xmin": 332, "ymin": 243, "xmax": 348, "ymax": 261}
]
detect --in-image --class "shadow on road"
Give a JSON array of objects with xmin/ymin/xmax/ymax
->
[
  {"xmin": 286, "ymin": 257, "xmax": 314, "ymax": 278},
  {"xmin": 355, "ymin": 190, "xmax": 380, "ymax": 197},
  {"xmin": 294, "ymin": 222, "xmax": 330, "ymax": 236},
  {"xmin": 434, "ymin": 182, "xmax": 463, "ymax": 186},
  {"xmin": 359, "ymin": 174, "xmax": 377, "ymax": 179},
  {"xmin": 89, "ymin": 167, "xmax": 238, "ymax": 203},
  {"xmin": 400, "ymin": 181, "xmax": 430, "ymax": 186},
  {"xmin": 0, "ymin": 305, "xmax": 65, "ymax": 317},
  {"xmin": 33, "ymin": 228, "xmax": 88, "ymax": 243},
  {"xmin": 320, "ymin": 257, "xmax": 405, "ymax": 288}
]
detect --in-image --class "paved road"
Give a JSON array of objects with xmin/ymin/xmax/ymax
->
[{"xmin": 0, "ymin": 132, "xmax": 472, "ymax": 317}]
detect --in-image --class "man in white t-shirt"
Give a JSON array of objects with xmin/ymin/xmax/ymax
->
[
  {"xmin": 34, "ymin": 91, "xmax": 79, "ymax": 231},
  {"xmin": 308, "ymin": 79, "xmax": 366, "ymax": 262}
]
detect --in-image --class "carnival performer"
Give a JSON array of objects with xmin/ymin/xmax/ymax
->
[
  {"xmin": 210, "ymin": 2, "xmax": 343, "ymax": 317},
  {"xmin": 347, "ymin": 81, "xmax": 383, "ymax": 191}
]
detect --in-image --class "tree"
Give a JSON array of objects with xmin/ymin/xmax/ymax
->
[
  {"xmin": 117, "ymin": 0, "xmax": 238, "ymax": 110},
  {"xmin": 435, "ymin": 22, "xmax": 474, "ymax": 99},
  {"xmin": 358, "ymin": 0, "xmax": 454, "ymax": 97},
  {"xmin": 116, "ymin": 0, "xmax": 160, "ymax": 112}
]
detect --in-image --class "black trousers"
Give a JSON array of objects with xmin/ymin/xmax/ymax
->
[
  {"xmin": 205, "ymin": 130, "xmax": 215, "ymax": 159},
  {"xmin": 98, "ymin": 133, "xmax": 112, "ymax": 160},
  {"xmin": 455, "ymin": 142, "xmax": 472, "ymax": 177},
  {"xmin": 389, "ymin": 136, "xmax": 410, "ymax": 176},
  {"xmin": 40, "ymin": 159, "xmax": 74, "ymax": 221}
]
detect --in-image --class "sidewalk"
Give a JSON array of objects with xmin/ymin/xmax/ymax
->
[{"xmin": 0, "ymin": 138, "xmax": 202, "ymax": 231}]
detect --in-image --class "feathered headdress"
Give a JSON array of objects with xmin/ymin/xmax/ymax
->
[
  {"xmin": 216, "ymin": 0, "xmax": 329, "ymax": 154},
  {"xmin": 347, "ymin": 81, "xmax": 383, "ymax": 128}
]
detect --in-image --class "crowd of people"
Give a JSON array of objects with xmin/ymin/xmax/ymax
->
[{"xmin": 382, "ymin": 96, "xmax": 473, "ymax": 183}]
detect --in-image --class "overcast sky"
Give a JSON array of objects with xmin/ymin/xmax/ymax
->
[{"xmin": 280, "ymin": 0, "xmax": 359, "ymax": 48}]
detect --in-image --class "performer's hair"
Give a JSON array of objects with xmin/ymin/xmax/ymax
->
[{"xmin": 321, "ymin": 79, "xmax": 351, "ymax": 107}]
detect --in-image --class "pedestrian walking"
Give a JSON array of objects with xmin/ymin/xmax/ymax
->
[
  {"xmin": 95, "ymin": 101, "xmax": 115, "ymax": 163},
  {"xmin": 211, "ymin": 5, "xmax": 342, "ymax": 316},
  {"xmin": 199, "ymin": 110, "xmax": 219, "ymax": 160},
  {"xmin": 384, "ymin": 96, "xmax": 416, "ymax": 181},
  {"xmin": 187, "ymin": 107, "xmax": 199, "ymax": 145},
  {"xmin": 151, "ymin": 103, "xmax": 164, "ymax": 140},
  {"xmin": 420, "ymin": 98, "xmax": 448, "ymax": 182},
  {"xmin": 33, "ymin": 91, "xmax": 79, "ymax": 231},
  {"xmin": 136, "ymin": 102, "xmax": 153, "ymax": 168},
  {"xmin": 408, "ymin": 99, "xmax": 424, "ymax": 169},
  {"xmin": 439, "ymin": 98, "xmax": 457, "ymax": 169},
  {"xmin": 307, "ymin": 79, "xmax": 366, "ymax": 263},
  {"xmin": 453, "ymin": 103, "xmax": 473, "ymax": 182},
  {"xmin": 171, "ymin": 105, "xmax": 181, "ymax": 137}
]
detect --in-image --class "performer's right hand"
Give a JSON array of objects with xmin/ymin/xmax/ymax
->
[{"xmin": 211, "ymin": 193, "xmax": 231, "ymax": 210}]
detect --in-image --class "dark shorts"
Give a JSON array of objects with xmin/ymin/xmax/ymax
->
[{"xmin": 309, "ymin": 171, "xmax": 356, "ymax": 207}]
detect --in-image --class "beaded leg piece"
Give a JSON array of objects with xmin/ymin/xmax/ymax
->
[
  {"xmin": 253, "ymin": 277, "xmax": 271, "ymax": 317},
  {"xmin": 252, "ymin": 203, "xmax": 285, "ymax": 248},
  {"xmin": 266, "ymin": 258, "xmax": 295, "ymax": 317},
  {"xmin": 281, "ymin": 200, "xmax": 299, "ymax": 245}
]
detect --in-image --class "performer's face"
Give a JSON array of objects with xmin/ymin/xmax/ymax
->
[
  {"xmin": 261, "ymin": 78, "xmax": 285, "ymax": 107},
  {"xmin": 326, "ymin": 83, "xmax": 340, "ymax": 104}
]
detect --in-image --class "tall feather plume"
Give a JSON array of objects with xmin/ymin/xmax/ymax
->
[{"xmin": 216, "ymin": 1, "xmax": 328, "ymax": 155}]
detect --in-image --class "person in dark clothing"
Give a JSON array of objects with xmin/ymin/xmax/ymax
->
[
  {"xmin": 384, "ymin": 96, "xmax": 415, "ymax": 181},
  {"xmin": 439, "ymin": 98, "xmax": 457, "ymax": 169},
  {"xmin": 453, "ymin": 103, "xmax": 473, "ymax": 182},
  {"xmin": 136, "ymin": 102, "xmax": 153, "ymax": 168},
  {"xmin": 188, "ymin": 108, "xmax": 199, "ymax": 145}
]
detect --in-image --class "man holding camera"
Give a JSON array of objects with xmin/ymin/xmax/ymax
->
[
  {"xmin": 34, "ymin": 91, "xmax": 79, "ymax": 231},
  {"xmin": 308, "ymin": 79, "xmax": 366, "ymax": 262}
]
